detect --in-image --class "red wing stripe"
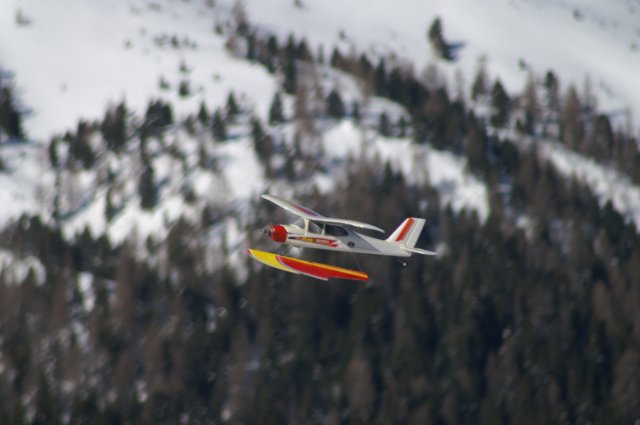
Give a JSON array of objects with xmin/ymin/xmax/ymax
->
[
  {"xmin": 289, "ymin": 236, "xmax": 338, "ymax": 247},
  {"xmin": 396, "ymin": 218, "xmax": 415, "ymax": 242},
  {"xmin": 277, "ymin": 256, "xmax": 368, "ymax": 281}
]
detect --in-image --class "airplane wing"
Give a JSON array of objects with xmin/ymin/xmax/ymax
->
[
  {"xmin": 312, "ymin": 217, "xmax": 385, "ymax": 233},
  {"xmin": 248, "ymin": 249, "xmax": 368, "ymax": 281},
  {"xmin": 261, "ymin": 194, "xmax": 384, "ymax": 233}
]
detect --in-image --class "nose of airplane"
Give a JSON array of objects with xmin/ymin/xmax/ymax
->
[{"xmin": 267, "ymin": 225, "xmax": 288, "ymax": 243}]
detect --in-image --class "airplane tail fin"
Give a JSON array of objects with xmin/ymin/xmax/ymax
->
[
  {"xmin": 386, "ymin": 218, "xmax": 425, "ymax": 248},
  {"xmin": 386, "ymin": 218, "xmax": 437, "ymax": 256}
]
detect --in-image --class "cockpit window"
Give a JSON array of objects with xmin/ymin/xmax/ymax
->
[
  {"xmin": 308, "ymin": 221, "xmax": 322, "ymax": 233},
  {"xmin": 294, "ymin": 219, "xmax": 322, "ymax": 233},
  {"xmin": 325, "ymin": 225, "xmax": 348, "ymax": 236}
]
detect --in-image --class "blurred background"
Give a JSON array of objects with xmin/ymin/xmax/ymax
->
[{"xmin": 1, "ymin": 0, "xmax": 640, "ymax": 423}]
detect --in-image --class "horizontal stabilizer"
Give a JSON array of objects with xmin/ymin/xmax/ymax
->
[
  {"xmin": 400, "ymin": 246, "xmax": 438, "ymax": 256},
  {"xmin": 248, "ymin": 249, "xmax": 368, "ymax": 281}
]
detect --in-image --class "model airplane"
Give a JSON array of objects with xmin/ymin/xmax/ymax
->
[{"xmin": 248, "ymin": 194, "xmax": 436, "ymax": 281}]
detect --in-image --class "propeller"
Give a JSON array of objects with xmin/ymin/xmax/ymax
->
[{"xmin": 264, "ymin": 225, "xmax": 288, "ymax": 243}]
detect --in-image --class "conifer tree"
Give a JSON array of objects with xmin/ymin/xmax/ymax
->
[
  {"xmin": 33, "ymin": 372, "xmax": 61, "ymax": 424},
  {"xmin": 590, "ymin": 114, "xmax": 614, "ymax": 159},
  {"xmin": 105, "ymin": 187, "xmax": 117, "ymax": 222},
  {"xmin": 178, "ymin": 80, "xmax": 191, "ymax": 97},
  {"xmin": 330, "ymin": 47, "xmax": 343, "ymax": 69},
  {"xmin": 317, "ymin": 44, "xmax": 325, "ymax": 64},
  {"xmin": 544, "ymin": 70, "xmax": 561, "ymax": 115},
  {"xmin": 397, "ymin": 115, "xmax": 408, "ymax": 137},
  {"xmin": 198, "ymin": 101, "xmax": 210, "ymax": 125},
  {"xmin": 0, "ymin": 84, "xmax": 24, "ymax": 140},
  {"xmin": 379, "ymin": 111, "xmax": 391, "ymax": 137},
  {"xmin": 358, "ymin": 53, "xmax": 373, "ymax": 79},
  {"xmin": 285, "ymin": 33, "xmax": 297, "ymax": 61},
  {"xmin": 561, "ymin": 84, "xmax": 583, "ymax": 149},
  {"xmin": 283, "ymin": 56, "xmax": 297, "ymax": 94},
  {"xmin": 345, "ymin": 348, "xmax": 374, "ymax": 422},
  {"xmin": 245, "ymin": 31, "xmax": 256, "ymax": 61},
  {"xmin": 212, "ymin": 109, "xmax": 227, "ymax": 141},
  {"xmin": 296, "ymin": 39, "xmax": 311, "ymax": 61},
  {"xmin": 232, "ymin": 0, "xmax": 249, "ymax": 35},
  {"xmin": 268, "ymin": 92, "xmax": 284, "ymax": 125},
  {"xmin": 520, "ymin": 73, "xmax": 541, "ymax": 135},
  {"xmin": 139, "ymin": 159, "xmax": 158, "ymax": 210},
  {"xmin": 101, "ymin": 101, "xmax": 128, "ymax": 151},
  {"xmin": 143, "ymin": 99, "xmax": 174, "ymax": 137},
  {"xmin": 264, "ymin": 35, "xmax": 278, "ymax": 73},
  {"xmin": 490, "ymin": 79, "xmax": 510, "ymax": 128},
  {"xmin": 226, "ymin": 91, "xmax": 240, "ymax": 120},
  {"xmin": 70, "ymin": 120, "xmax": 96, "ymax": 169},
  {"xmin": 424, "ymin": 86, "xmax": 451, "ymax": 144},
  {"xmin": 427, "ymin": 17, "xmax": 452, "ymax": 60},
  {"xmin": 373, "ymin": 58, "xmax": 387, "ymax": 96},
  {"xmin": 326, "ymin": 89, "xmax": 345, "ymax": 119},
  {"xmin": 465, "ymin": 113, "xmax": 487, "ymax": 172},
  {"xmin": 351, "ymin": 101, "xmax": 361, "ymax": 122},
  {"xmin": 48, "ymin": 137, "xmax": 59, "ymax": 168},
  {"xmin": 471, "ymin": 57, "xmax": 488, "ymax": 101}
]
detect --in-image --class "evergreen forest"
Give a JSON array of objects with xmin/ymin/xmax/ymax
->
[{"xmin": 1, "ymin": 7, "xmax": 640, "ymax": 425}]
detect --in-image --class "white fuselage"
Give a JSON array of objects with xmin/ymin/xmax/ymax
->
[{"xmin": 280, "ymin": 224, "xmax": 411, "ymax": 258}]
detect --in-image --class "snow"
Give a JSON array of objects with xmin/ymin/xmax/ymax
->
[
  {"xmin": 1, "ymin": 0, "xmax": 640, "ymax": 261},
  {"xmin": 3, "ymin": 0, "xmax": 640, "ymax": 142},
  {"xmin": 47, "ymin": 128, "xmax": 260, "ymax": 247},
  {"xmin": 77, "ymin": 272, "xmax": 95, "ymax": 312},
  {"xmin": 230, "ymin": 0, "xmax": 640, "ymax": 129},
  {"xmin": 0, "ymin": 248, "xmax": 47, "ymax": 285},
  {"xmin": 540, "ymin": 139, "xmax": 640, "ymax": 229},
  {"xmin": 55, "ymin": 123, "xmax": 267, "ymax": 244},
  {"xmin": 0, "ymin": 0, "xmax": 279, "ymax": 141},
  {"xmin": 322, "ymin": 121, "xmax": 489, "ymax": 221},
  {"xmin": 0, "ymin": 142, "xmax": 53, "ymax": 228},
  {"xmin": 216, "ymin": 136, "xmax": 266, "ymax": 200}
]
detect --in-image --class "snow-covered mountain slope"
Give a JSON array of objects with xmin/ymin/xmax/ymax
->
[
  {"xmin": 541, "ymin": 139, "xmax": 640, "ymax": 229},
  {"xmin": 1, "ymin": 0, "xmax": 640, "ymax": 251},
  {"xmin": 0, "ymin": 70, "xmax": 488, "ymax": 251},
  {"xmin": 0, "ymin": 141, "xmax": 54, "ymax": 225},
  {"xmin": 322, "ymin": 121, "xmax": 489, "ymax": 222},
  {"xmin": 236, "ymin": 0, "xmax": 640, "ymax": 123},
  {"xmin": 0, "ymin": 0, "xmax": 278, "ymax": 141},
  {"xmin": 2, "ymin": 0, "xmax": 640, "ymax": 142}
]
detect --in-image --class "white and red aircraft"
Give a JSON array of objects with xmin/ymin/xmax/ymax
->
[{"xmin": 248, "ymin": 194, "xmax": 436, "ymax": 281}]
